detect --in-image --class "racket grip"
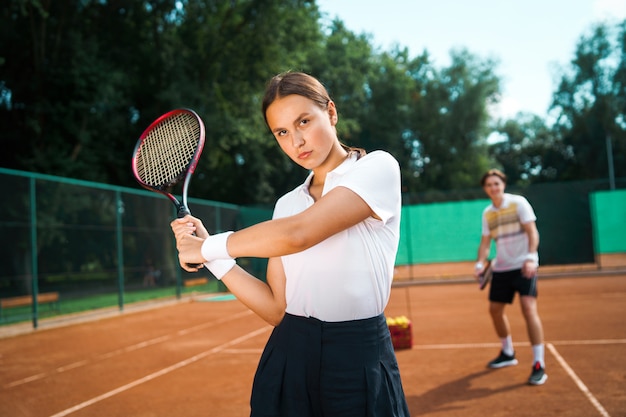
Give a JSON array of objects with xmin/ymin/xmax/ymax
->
[
  {"xmin": 177, "ymin": 206, "xmax": 191, "ymax": 218},
  {"xmin": 175, "ymin": 206, "xmax": 202, "ymax": 268}
]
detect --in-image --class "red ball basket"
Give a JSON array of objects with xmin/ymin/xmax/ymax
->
[{"xmin": 387, "ymin": 316, "xmax": 413, "ymax": 350}]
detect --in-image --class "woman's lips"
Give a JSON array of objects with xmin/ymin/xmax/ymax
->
[{"xmin": 298, "ymin": 151, "xmax": 312, "ymax": 160}]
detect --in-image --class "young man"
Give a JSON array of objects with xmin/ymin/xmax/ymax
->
[{"xmin": 474, "ymin": 169, "xmax": 548, "ymax": 385}]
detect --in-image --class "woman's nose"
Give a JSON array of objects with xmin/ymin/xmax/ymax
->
[{"xmin": 291, "ymin": 131, "xmax": 305, "ymax": 148}]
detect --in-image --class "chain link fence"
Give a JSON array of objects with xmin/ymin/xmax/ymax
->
[{"xmin": 1, "ymin": 168, "xmax": 624, "ymax": 327}]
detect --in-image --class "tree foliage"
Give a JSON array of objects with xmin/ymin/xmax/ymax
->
[
  {"xmin": 1, "ymin": 2, "xmax": 624, "ymax": 206},
  {"xmin": 491, "ymin": 19, "xmax": 626, "ymax": 187},
  {"xmin": 551, "ymin": 21, "xmax": 626, "ymax": 182}
]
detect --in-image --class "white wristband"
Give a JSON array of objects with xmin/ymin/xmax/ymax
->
[
  {"xmin": 201, "ymin": 231, "xmax": 234, "ymax": 262},
  {"xmin": 525, "ymin": 252, "xmax": 539, "ymax": 265},
  {"xmin": 204, "ymin": 259, "xmax": 236, "ymax": 280}
]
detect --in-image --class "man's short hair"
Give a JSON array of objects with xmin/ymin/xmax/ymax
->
[{"xmin": 480, "ymin": 169, "xmax": 507, "ymax": 186}]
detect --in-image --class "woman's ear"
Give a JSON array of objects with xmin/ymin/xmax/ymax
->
[{"xmin": 327, "ymin": 100, "xmax": 338, "ymax": 126}]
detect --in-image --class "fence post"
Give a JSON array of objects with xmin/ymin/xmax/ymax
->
[
  {"xmin": 116, "ymin": 191, "xmax": 125, "ymax": 311},
  {"xmin": 29, "ymin": 177, "xmax": 39, "ymax": 329}
]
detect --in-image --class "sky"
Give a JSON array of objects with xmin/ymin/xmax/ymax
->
[{"xmin": 316, "ymin": 0, "xmax": 626, "ymax": 120}]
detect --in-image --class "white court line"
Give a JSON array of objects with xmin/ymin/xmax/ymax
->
[
  {"xmin": 550, "ymin": 339, "xmax": 626, "ymax": 346},
  {"xmin": 412, "ymin": 338, "xmax": 626, "ymax": 350},
  {"xmin": 413, "ymin": 339, "xmax": 620, "ymax": 417},
  {"xmin": 414, "ymin": 342, "xmax": 501, "ymax": 350},
  {"xmin": 48, "ymin": 326, "xmax": 271, "ymax": 417},
  {"xmin": 221, "ymin": 348, "xmax": 265, "ymax": 354},
  {"xmin": 547, "ymin": 343, "xmax": 611, "ymax": 417},
  {"xmin": 3, "ymin": 310, "xmax": 253, "ymax": 389}
]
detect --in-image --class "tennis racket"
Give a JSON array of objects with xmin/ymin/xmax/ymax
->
[
  {"xmin": 132, "ymin": 108, "xmax": 205, "ymax": 269},
  {"xmin": 131, "ymin": 108, "xmax": 205, "ymax": 217},
  {"xmin": 478, "ymin": 259, "xmax": 493, "ymax": 290}
]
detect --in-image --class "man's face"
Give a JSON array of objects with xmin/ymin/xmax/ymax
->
[{"xmin": 483, "ymin": 175, "xmax": 505, "ymax": 201}]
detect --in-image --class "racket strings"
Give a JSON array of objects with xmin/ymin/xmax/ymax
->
[{"xmin": 136, "ymin": 113, "xmax": 201, "ymax": 188}]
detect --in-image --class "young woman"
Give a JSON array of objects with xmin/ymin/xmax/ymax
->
[{"xmin": 171, "ymin": 71, "xmax": 410, "ymax": 416}]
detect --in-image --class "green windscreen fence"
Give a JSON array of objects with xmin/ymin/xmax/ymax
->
[
  {"xmin": 590, "ymin": 189, "xmax": 626, "ymax": 254},
  {"xmin": 398, "ymin": 200, "xmax": 490, "ymax": 264},
  {"xmin": 1, "ymin": 167, "xmax": 623, "ymax": 326},
  {"xmin": 397, "ymin": 180, "xmax": 625, "ymax": 266}
]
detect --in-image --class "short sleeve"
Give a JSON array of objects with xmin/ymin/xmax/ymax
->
[
  {"xmin": 517, "ymin": 196, "xmax": 537, "ymax": 224},
  {"xmin": 336, "ymin": 151, "xmax": 401, "ymax": 224}
]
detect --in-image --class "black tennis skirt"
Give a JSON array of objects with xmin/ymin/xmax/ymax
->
[{"xmin": 250, "ymin": 313, "xmax": 410, "ymax": 417}]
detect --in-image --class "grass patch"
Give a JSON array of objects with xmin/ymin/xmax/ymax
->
[{"xmin": 0, "ymin": 280, "xmax": 225, "ymax": 326}]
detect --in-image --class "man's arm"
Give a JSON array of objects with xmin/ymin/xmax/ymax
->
[
  {"xmin": 474, "ymin": 234, "xmax": 492, "ymax": 278},
  {"xmin": 521, "ymin": 221, "xmax": 540, "ymax": 278}
]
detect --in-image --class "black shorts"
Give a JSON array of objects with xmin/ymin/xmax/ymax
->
[
  {"xmin": 489, "ymin": 269, "xmax": 538, "ymax": 304},
  {"xmin": 250, "ymin": 313, "xmax": 410, "ymax": 417}
]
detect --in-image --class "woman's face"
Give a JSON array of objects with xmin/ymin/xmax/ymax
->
[
  {"xmin": 483, "ymin": 175, "xmax": 506, "ymax": 201},
  {"xmin": 265, "ymin": 94, "xmax": 338, "ymax": 171}
]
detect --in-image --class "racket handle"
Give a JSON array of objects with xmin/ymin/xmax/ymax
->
[
  {"xmin": 175, "ymin": 205, "xmax": 202, "ymax": 269},
  {"xmin": 177, "ymin": 205, "xmax": 191, "ymax": 218}
]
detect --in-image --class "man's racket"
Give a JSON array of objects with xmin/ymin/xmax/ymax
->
[
  {"xmin": 131, "ymin": 108, "xmax": 205, "ymax": 218},
  {"xmin": 478, "ymin": 259, "xmax": 493, "ymax": 290}
]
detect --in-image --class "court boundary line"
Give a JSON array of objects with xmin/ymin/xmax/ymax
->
[
  {"xmin": 547, "ymin": 343, "xmax": 611, "ymax": 417},
  {"xmin": 408, "ymin": 339, "xmax": 617, "ymax": 417},
  {"xmin": 218, "ymin": 339, "xmax": 619, "ymax": 416},
  {"xmin": 44, "ymin": 337, "xmax": 621, "ymax": 416},
  {"xmin": 411, "ymin": 338, "xmax": 626, "ymax": 350},
  {"xmin": 391, "ymin": 268, "xmax": 626, "ymax": 287},
  {"xmin": 48, "ymin": 325, "xmax": 271, "ymax": 417},
  {"xmin": 217, "ymin": 338, "xmax": 626, "ymax": 354},
  {"xmin": 4, "ymin": 310, "xmax": 254, "ymax": 389}
]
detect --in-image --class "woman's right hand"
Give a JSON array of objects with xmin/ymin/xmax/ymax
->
[{"xmin": 170, "ymin": 214, "xmax": 209, "ymax": 239}]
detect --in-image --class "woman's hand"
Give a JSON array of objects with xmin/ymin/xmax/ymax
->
[
  {"xmin": 170, "ymin": 215, "xmax": 208, "ymax": 239},
  {"xmin": 176, "ymin": 234, "xmax": 207, "ymax": 271},
  {"xmin": 170, "ymin": 215, "xmax": 209, "ymax": 272}
]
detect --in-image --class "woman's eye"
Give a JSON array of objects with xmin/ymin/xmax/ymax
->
[
  {"xmin": 300, "ymin": 118, "xmax": 309, "ymax": 126},
  {"xmin": 277, "ymin": 129, "xmax": 287, "ymax": 137}
]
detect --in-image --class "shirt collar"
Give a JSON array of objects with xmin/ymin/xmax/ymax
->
[
  {"xmin": 329, "ymin": 151, "xmax": 359, "ymax": 177},
  {"xmin": 296, "ymin": 153, "xmax": 358, "ymax": 198},
  {"xmin": 492, "ymin": 193, "xmax": 511, "ymax": 210}
]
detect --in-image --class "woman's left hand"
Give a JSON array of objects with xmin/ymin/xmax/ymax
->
[
  {"xmin": 170, "ymin": 215, "xmax": 208, "ymax": 271},
  {"xmin": 176, "ymin": 234, "xmax": 207, "ymax": 271}
]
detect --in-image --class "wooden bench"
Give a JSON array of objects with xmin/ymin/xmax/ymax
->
[
  {"xmin": 0, "ymin": 292, "xmax": 60, "ymax": 319},
  {"xmin": 183, "ymin": 277, "xmax": 209, "ymax": 288}
]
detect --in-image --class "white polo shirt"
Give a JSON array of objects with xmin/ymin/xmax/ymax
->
[
  {"xmin": 272, "ymin": 151, "xmax": 401, "ymax": 322},
  {"xmin": 481, "ymin": 193, "xmax": 537, "ymax": 272}
]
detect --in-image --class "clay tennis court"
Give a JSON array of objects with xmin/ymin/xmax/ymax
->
[{"xmin": 1, "ymin": 273, "xmax": 625, "ymax": 417}]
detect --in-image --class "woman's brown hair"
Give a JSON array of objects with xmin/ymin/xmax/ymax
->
[{"xmin": 262, "ymin": 71, "xmax": 365, "ymax": 157}]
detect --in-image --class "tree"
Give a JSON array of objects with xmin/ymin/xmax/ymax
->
[
  {"xmin": 551, "ymin": 20, "xmax": 626, "ymax": 182},
  {"xmin": 307, "ymin": 19, "xmax": 375, "ymax": 145},
  {"xmin": 359, "ymin": 47, "xmax": 425, "ymax": 192},
  {"xmin": 404, "ymin": 48, "xmax": 501, "ymax": 192},
  {"xmin": 490, "ymin": 113, "xmax": 565, "ymax": 185},
  {"xmin": 0, "ymin": 0, "xmax": 326, "ymax": 205},
  {"xmin": 4, "ymin": 2, "xmax": 621, "ymax": 209},
  {"xmin": 0, "ymin": 0, "xmax": 185, "ymax": 184}
]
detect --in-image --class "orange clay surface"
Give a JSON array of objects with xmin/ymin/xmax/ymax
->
[{"xmin": 1, "ymin": 273, "xmax": 625, "ymax": 417}]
